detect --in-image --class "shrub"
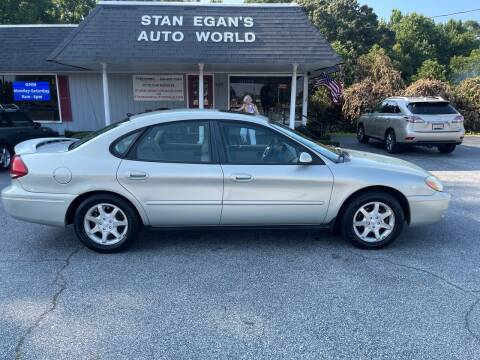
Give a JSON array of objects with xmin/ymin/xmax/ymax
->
[
  {"xmin": 403, "ymin": 79, "xmax": 455, "ymax": 103},
  {"xmin": 454, "ymin": 77, "xmax": 480, "ymax": 131},
  {"xmin": 342, "ymin": 46, "xmax": 404, "ymax": 122}
]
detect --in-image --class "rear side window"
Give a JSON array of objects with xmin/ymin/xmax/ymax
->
[
  {"xmin": 131, "ymin": 121, "xmax": 211, "ymax": 163},
  {"xmin": 111, "ymin": 130, "xmax": 142, "ymax": 158},
  {"xmin": 407, "ymin": 102, "xmax": 457, "ymax": 115}
]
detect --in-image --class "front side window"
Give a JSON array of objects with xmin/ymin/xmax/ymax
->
[
  {"xmin": 1, "ymin": 111, "xmax": 33, "ymax": 127},
  {"xmin": 219, "ymin": 122, "xmax": 304, "ymax": 165},
  {"xmin": 131, "ymin": 121, "xmax": 211, "ymax": 163}
]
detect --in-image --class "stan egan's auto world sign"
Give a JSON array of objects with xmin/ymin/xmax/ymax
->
[
  {"xmin": 137, "ymin": 15, "xmax": 255, "ymax": 43},
  {"xmin": 133, "ymin": 75, "xmax": 184, "ymax": 101}
]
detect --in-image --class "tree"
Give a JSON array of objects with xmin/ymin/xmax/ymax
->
[
  {"xmin": 455, "ymin": 77, "xmax": 480, "ymax": 131},
  {"xmin": 389, "ymin": 12, "xmax": 441, "ymax": 80},
  {"xmin": 412, "ymin": 59, "xmax": 447, "ymax": 82},
  {"xmin": 342, "ymin": 46, "xmax": 404, "ymax": 121},
  {"xmin": 50, "ymin": 0, "xmax": 96, "ymax": 23},
  {"xmin": 437, "ymin": 19, "xmax": 480, "ymax": 66},
  {"xmin": 0, "ymin": 0, "xmax": 54, "ymax": 24},
  {"xmin": 450, "ymin": 49, "xmax": 480, "ymax": 83},
  {"xmin": 298, "ymin": 0, "xmax": 388, "ymax": 55}
]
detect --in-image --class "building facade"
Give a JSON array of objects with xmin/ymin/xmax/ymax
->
[{"xmin": 0, "ymin": 1, "xmax": 341, "ymax": 133}]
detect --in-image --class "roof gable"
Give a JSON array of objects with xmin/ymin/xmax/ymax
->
[{"xmin": 48, "ymin": 3, "xmax": 341, "ymax": 71}]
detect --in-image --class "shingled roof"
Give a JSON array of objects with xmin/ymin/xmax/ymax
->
[
  {"xmin": 48, "ymin": 1, "xmax": 342, "ymax": 72},
  {"xmin": 0, "ymin": 25, "xmax": 77, "ymax": 72}
]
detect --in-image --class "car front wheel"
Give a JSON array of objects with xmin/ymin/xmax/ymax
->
[
  {"xmin": 0, "ymin": 144, "xmax": 12, "ymax": 170},
  {"xmin": 437, "ymin": 144, "xmax": 456, "ymax": 154},
  {"xmin": 73, "ymin": 194, "xmax": 140, "ymax": 253},
  {"xmin": 341, "ymin": 191, "xmax": 405, "ymax": 249}
]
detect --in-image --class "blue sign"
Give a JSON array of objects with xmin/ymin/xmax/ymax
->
[{"xmin": 13, "ymin": 81, "xmax": 51, "ymax": 102}]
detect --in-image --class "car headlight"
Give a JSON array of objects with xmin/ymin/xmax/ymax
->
[{"xmin": 425, "ymin": 176, "xmax": 444, "ymax": 192}]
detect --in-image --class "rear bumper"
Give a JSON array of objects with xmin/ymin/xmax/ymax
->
[
  {"xmin": 398, "ymin": 129, "xmax": 464, "ymax": 145},
  {"xmin": 408, "ymin": 191, "xmax": 451, "ymax": 227},
  {"xmin": 1, "ymin": 183, "xmax": 74, "ymax": 227}
]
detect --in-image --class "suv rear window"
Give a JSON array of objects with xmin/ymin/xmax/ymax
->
[{"xmin": 407, "ymin": 102, "xmax": 457, "ymax": 115}]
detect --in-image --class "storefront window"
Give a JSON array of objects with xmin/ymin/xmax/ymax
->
[
  {"xmin": 0, "ymin": 74, "xmax": 61, "ymax": 122},
  {"xmin": 229, "ymin": 76, "xmax": 303, "ymax": 123}
]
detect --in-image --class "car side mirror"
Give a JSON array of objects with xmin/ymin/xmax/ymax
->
[
  {"xmin": 299, "ymin": 152, "xmax": 313, "ymax": 164},
  {"xmin": 33, "ymin": 122, "xmax": 41, "ymax": 128}
]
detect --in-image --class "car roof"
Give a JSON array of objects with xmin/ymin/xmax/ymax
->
[
  {"xmin": 128, "ymin": 108, "xmax": 271, "ymax": 126},
  {"xmin": 386, "ymin": 96, "xmax": 448, "ymax": 103}
]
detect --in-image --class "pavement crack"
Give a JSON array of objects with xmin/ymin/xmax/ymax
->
[
  {"xmin": 14, "ymin": 246, "xmax": 83, "ymax": 360},
  {"xmin": 348, "ymin": 249, "xmax": 480, "ymax": 344}
]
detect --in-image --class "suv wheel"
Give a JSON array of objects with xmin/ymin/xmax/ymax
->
[
  {"xmin": 0, "ymin": 144, "xmax": 12, "ymax": 170},
  {"xmin": 341, "ymin": 191, "xmax": 404, "ymax": 249},
  {"xmin": 437, "ymin": 144, "xmax": 456, "ymax": 154},
  {"xmin": 385, "ymin": 130, "xmax": 401, "ymax": 154},
  {"xmin": 74, "ymin": 194, "xmax": 140, "ymax": 253},
  {"xmin": 357, "ymin": 125, "xmax": 369, "ymax": 144}
]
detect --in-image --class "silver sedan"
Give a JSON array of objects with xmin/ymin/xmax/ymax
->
[{"xmin": 1, "ymin": 109, "xmax": 450, "ymax": 253}]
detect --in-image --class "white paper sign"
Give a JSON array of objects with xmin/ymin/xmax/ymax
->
[{"xmin": 133, "ymin": 75, "xmax": 184, "ymax": 101}]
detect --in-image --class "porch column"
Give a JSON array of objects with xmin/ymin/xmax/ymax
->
[
  {"xmin": 101, "ymin": 62, "xmax": 111, "ymax": 126},
  {"xmin": 289, "ymin": 63, "xmax": 298, "ymax": 129},
  {"xmin": 198, "ymin": 63, "xmax": 204, "ymax": 109},
  {"xmin": 302, "ymin": 73, "xmax": 308, "ymax": 126}
]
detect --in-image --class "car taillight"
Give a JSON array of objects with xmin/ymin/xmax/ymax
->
[
  {"xmin": 452, "ymin": 115, "xmax": 464, "ymax": 123},
  {"xmin": 405, "ymin": 115, "xmax": 425, "ymax": 123},
  {"xmin": 10, "ymin": 155, "xmax": 28, "ymax": 179}
]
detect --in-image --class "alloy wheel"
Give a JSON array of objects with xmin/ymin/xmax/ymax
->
[
  {"xmin": 353, "ymin": 201, "xmax": 395, "ymax": 243},
  {"xmin": 386, "ymin": 133, "xmax": 394, "ymax": 151},
  {"xmin": 0, "ymin": 146, "xmax": 11, "ymax": 169},
  {"xmin": 83, "ymin": 203, "xmax": 129, "ymax": 245}
]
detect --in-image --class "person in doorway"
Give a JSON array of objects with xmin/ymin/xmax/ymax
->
[
  {"xmin": 236, "ymin": 94, "xmax": 259, "ymax": 115},
  {"xmin": 235, "ymin": 95, "xmax": 258, "ymax": 144}
]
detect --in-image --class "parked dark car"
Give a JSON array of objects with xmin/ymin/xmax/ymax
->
[{"xmin": 0, "ymin": 105, "xmax": 58, "ymax": 170}]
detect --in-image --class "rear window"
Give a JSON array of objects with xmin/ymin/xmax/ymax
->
[
  {"xmin": 69, "ymin": 118, "xmax": 130, "ymax": 150},
  {"xmin": 407, "ymin": 102, "xmax": 457, "ymax": 115}
]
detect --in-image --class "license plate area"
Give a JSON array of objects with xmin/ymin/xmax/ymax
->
[{"xmin": 432, "ymin": 123, "xmax": 444, "ymax": 130}]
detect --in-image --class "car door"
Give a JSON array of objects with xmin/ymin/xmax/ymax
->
[
  {"xmin": 372, "ymin": 101, "xmax": 390, "ymax": 138},
  {"xmin": 216, "ymin": 121, "xmax": 334, "ymax": 225},
  {"xmin": 116, "ymin": 120, "xmax": 224, "ymax": 226}
]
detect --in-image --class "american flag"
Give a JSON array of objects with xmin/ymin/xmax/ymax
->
[{"xmin": 314, "ymin": 72, "xmax": 343, "ymax": 104}]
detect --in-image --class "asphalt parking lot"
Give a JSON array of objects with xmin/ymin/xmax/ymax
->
[{"xmin": 1, "ymin": 136, "xmax": 480, "ymax": 360}]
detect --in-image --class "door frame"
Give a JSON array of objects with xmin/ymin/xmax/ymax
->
[{"xmin": 186, "ymin": 73, "xmax": 215, "ymax": 109}]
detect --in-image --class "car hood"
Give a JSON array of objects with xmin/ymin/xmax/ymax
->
[{"xmin": 345, "ymin": 149, "xmax": 430, "ymax": 177}]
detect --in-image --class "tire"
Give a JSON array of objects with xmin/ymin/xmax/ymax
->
[
  {"xmin": 385, "ymin": 130, "xmax": 401, "ymax": 154},
  {"xmin": 357, "ymin": 124, "xmax": 369, "ymax": 144},
  {"xmin": 437, "ymin": 144, "xmax": 456, "ymax": 154},
  {"xmin": 341, "ymin": 191, "xmax": 405, "ymax": 249},
  {"xmin": 73, "ymin": 194, "xmax": 140, "ymax": 253},
  {"xmin": 0, "ymin": 143, "xmax": 13, "ymax": 170}
]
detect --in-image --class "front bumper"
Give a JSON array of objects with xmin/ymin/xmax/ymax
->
[
  {"xmin": 1, "ymin": 183, "xmax": 75, "ymax": 227},
  {"xmin": 408, "ymin": 191, "xmax": 451, "ymax": 227}
]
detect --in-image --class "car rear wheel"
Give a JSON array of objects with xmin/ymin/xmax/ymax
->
[
  {"xmin": 341, "ymin": 191, "xmax": 405, "ymax": 249},
  {"xmin": 0, "ymin": 144, "xmax": 12, "ymax": 170},
  {"xmin": 385, "ymin": 130, "xmax": 401, "ymax": 154},
  {"xmin": 357, "ymin": 125, "xmax": 369, "ymax": 144},
  {"xmin": 73, "ymin": 194, "xmax": 140, "ymax": 253},
  {"xmin": 437, "ymin": 144, "xmax": 456, "ymax": 154}
]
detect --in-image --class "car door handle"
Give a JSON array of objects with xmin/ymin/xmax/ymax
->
[
  {"xmin": 232, "ymin": 174, "xmax": 253, "ymax": 182},
  {"xmin": 128, "ymin": 171, "xmax": 147, "ymax": 179}
]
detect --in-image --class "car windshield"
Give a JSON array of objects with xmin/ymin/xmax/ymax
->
[
  {"xmin": 69, "ymin": 118, "xmax": 131, "ymax": 150},
  {"xmin": 270, "ymin": 123, "xmax": 343, "ymax": 162},
  {"xmin": 407, "ymin": 102, "xmax": 457, "ymax": 115}
]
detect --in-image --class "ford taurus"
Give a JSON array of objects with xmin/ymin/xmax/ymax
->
[{"xmin": 1, "ymin": 110, "xmax": 450, "ymax": 253}]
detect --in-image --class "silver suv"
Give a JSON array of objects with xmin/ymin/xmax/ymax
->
[{"xmin": 357, "ymin": 97, "xmax": 465, "ymax": 154}]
